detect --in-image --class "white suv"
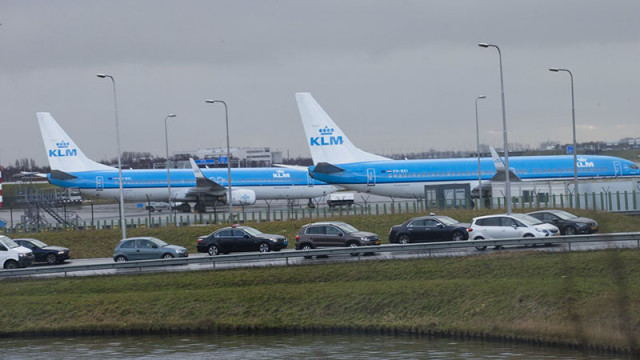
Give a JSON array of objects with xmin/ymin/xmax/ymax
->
[
  {"xmin": 0, "ymin": 235, "xmax": 35, "ymax": 269},
  {"xmin": 468, "ymin": 213, "xmax": 559, "ymax": 250}
]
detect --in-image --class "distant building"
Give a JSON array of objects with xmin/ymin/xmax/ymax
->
[{"xmin": 172, "ymin": 147, "xmax": 283, "ymax": 167}]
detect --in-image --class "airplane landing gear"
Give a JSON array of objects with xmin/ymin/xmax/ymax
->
[
  {"xmin": 194, "ymin": 202, "xmax": 206, "ymax": 213},
  {"xmin": 176, "ymin": 203, "xmax": 191, "ymax": 213}
]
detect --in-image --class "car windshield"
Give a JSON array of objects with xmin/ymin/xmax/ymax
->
[
  {"xmin": 243, "ymin": 227, "xmax": 263, "ymax": 236},
  {"xmin": 511, "ymin": 214, "xmax": 543, "ymax": 226},
  {"xmin": 150, "ymin": 238, "xmax": 169, "ymax": 247},
  {"xmin": 335, "ymin": 223, "xmax": 359, "ymax": 233},
  {"xmin": 436, "ymin": 216, "xmax": 459, "ymax": 226},
  {"xmin": 553, "ymin": 210, "xmax": 579, "ymax": 220},
  {"xmin": 30, "ymin": 239, "xmax": 48, "ymax": 248},
  {"xmin": 0, "ymin": 236, "xmax": 20, "ymax": 249}
]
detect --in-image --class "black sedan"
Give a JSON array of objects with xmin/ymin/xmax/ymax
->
[
  {"xmin": 389, "ymin": 215, "xmax": 469, "ymax": 244},
  {"xmin": 527, "ymin": 209, "xmax": 599, "ymax": 235},
  {"xmin": 14, "ymin": 238, "xmax": 70, "ymax": 265},
  {"xmin": 196, "ymin": 225, "xmax": 288, "ymax": 256}
]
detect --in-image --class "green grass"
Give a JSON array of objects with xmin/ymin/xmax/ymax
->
[
  {"xmin": 20, "ymin": 208, "xmax": 640, "ymax": 259},
  {"xmin": 1, "ymin": 249, "xmax": 639, "ymax": 353}
]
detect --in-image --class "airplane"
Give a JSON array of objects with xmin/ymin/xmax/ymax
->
[
  {"xmin": 295, "ymin": 92, "xmax": 640, "ymax": 200},
  {"xmin": 38, "ymin": 112, "xmax": 339, "ymax": 212}
]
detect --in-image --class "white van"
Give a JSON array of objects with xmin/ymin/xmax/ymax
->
[{"xmin": 0, "ymin": 235, "xmax": 35, "ymax": 269}]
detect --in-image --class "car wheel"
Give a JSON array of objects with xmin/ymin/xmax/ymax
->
[
  {"xmin": 398, "ymin": 235, "xmax": 410, "ymax": 244},
  {"xmin": 259, "ymin": 242, "xmax": 271, "ymax": 253},
  {"xmin": 565, "ymin": 226, "xmax": 576, "ymax": 235},
  {"xmin": 4, "ymin": 260, "xmax": 18, "ymax": 269},
  {"xmin": 451, "ymin": 231, "xmax": 465, "ymax": 242},
  {"xmin": 301, "ymin": 243, "xmax": 313, "ymax": 259},
  {"xmin": 162, "ymin": 253, "xmax": 174, "ymax": 259},
  {"xmin": 207, "ymin": 245, "xmax": 220, "ymax": 256},
  {"xmin": 46, "ymin": 253, "xmax": 58, "ymax": 265},
  {"xmin": 149, "ymin": 207, "xmax": 155, "ymax": 212},
  {"xmin": 114, "ymin": 255, "xmax": 127, "ymax": 262},
  {"xmin": 474, "ymin": 237, "xmax": 487, "ymax": 251},
  {"xmin": 347, "ymin": 241, "xmax": 360, "ymax": 256},
  {"xmin": 523, "ymin": 233, "xmax": 535, "ymax": 248}
]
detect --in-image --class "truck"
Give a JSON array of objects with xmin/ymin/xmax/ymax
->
[
  {"xmin": 326, "ymin": 192, "xmax": 355, "ymax": 208},
  {"xmin": 0, "ymin": 235, "xmax": 34, "ymax": 269}
]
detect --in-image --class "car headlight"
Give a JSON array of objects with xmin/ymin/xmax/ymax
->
[
  {"xmin": 575, "ymin": 222, "xmax": 589, "ymax": 228},
  {"xmin": 58, "ymin": 251, "xmax": 65, "ymax": 254},
  {"xmin": 535, "ymin": 227, "xmax": 547, "ymax": 234},
  {"xmin": 19, "ymin": 253, "xmax": 27, "ymax": 258}
]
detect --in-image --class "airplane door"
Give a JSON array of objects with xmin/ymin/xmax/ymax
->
[
  {"xmin": 614, "ymin": 161, "xmax": 622, "ymax": 176},
  {"xmin": 307, "ymin": 174, "xmax": 313, "ymax": 187},
  {"xmin": 96, "ymin": 176, "xmax": 104, "ymax": 191},
  {"xmin": 366, "ymin": 168, "xmax": 376, "ymax": 187}
]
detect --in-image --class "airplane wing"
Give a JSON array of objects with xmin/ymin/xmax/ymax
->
[
  {"xmin": 187, "ymin": 158, "xmax": 227, "ymax": 196},
  {"xmin": 490, "ymin": 147, "xmax": 506, "ymax": 172},
  {"xmin": 489, "ymin": 147, "xmax": 521, "ymax": 182}
]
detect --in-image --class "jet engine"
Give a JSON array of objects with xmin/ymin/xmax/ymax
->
[{"xmin": 228, "ymin": 189, "xmax": 257, "ymax": 205}]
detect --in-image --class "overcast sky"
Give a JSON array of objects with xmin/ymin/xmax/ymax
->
[{"xmin": 1, "ymin": 0, "xmax": 639, "ymax": 167}]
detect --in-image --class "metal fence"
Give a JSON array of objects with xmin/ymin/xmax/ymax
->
[{"xmin": 3, "ymin": 190, "xmax": 640, "ymax": 234}]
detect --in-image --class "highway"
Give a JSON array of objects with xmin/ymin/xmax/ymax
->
[{"xmin": 4, "ymin": 233, "xmax": 639, "ymax": 279}]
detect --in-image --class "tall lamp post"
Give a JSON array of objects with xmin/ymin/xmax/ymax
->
[
  {"xmin": 475, "ymin": 95, "xmax": 487, "ymax": 209},
  {"xmin": 97, "ymin": 73, "xmax": 127, "ymax": 239},
  {"xmin": 549, "ymin": 68, "xmax": 579, "ymax": 208},
  {"xmin": 205, "ymin": 99, "xmax": 233, "ymax": 221},
  {"xmin": 164, "ymin": 113, "xmax": 177, "ymax": 223},
  {"xmin": 478, "ymin": 43, "xmax": 512, "ymax": 214}
]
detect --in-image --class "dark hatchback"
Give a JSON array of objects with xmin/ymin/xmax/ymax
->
[
  {"xmin": 389, "ymin": 215, "xmax": 469, "ymax": 244},
  {"xmin": 197, "ymin": 225, "xmax": 288, "ymax": 256},
  {"xmin": 527, "ymin": 209, "xmax": 598, "ymax": 235},
  {"xmin": 14, "ymin": 238, "xmax": 70, "ymax": 265}
]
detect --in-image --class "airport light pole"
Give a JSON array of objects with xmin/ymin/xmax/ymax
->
[
  {"xmin": 97, "ymin": 73, "xmax": 127, "ymax": 239},
  {"xmin": 475, "ymin": 95, "xmax": 487, "ymax": 209},
  {"xmin": 478, "ymin": 43, "xmax": 512, "ymax": 214},
  {"xmin": 205, "ymin": 99, "xmax": 233, "ymax": 221},
  {"xmin": 164, "ymin": 113, "xmax": 177, "ymax": 223},
  {"xmin": 549, "ymin": 68, "xmax": 579, "ymax": 208}
]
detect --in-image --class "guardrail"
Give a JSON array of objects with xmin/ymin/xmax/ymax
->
[{"xmin": 2, "ymin": 232, "xmax": 639, "ymax": 279}]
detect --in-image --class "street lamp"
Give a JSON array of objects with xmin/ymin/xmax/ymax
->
[
  {"xmin": 475, "ymin": 95, "xmax": 487, "ymax": 209},
  {"xmin": 205, "ymin": 99, "xmax": 233, "ymax": 221},
  {"xmin": 97, "ymin": 73, "xmax": 127, "ymax": 239},
  {"xmin": 164, "ymin": 113, "xmax": 177, "ymax": 223},
  {"xmin": 549, "ymin": 68, "xmax": 579, "ymax": 208},
  {"xmin": 478, "ymin": 43, "xmax": 512, "ymax": 214}
]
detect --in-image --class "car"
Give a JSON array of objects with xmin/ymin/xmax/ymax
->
[
  {"xmin": 468, "ymin": 213, "xmax": 560, "ymax": 250},
  {"xmin": 145, "ymin": 201, "xmax": 172, "ymax": 212},
  {"xmin": 14, "ymin": 238, "xmax": 70, "ymax": 265},
  {"xmin": 389, "ymin": 215, "xmax": 469, "ymax": 244},
  {"xmin": 0, "ymin": 235, "xmax": 34, "ymax": 269},
  {"xmin": 295, "ymin": 221, "xmax": 380, "ymax": 257},
  {"xmin": 196, "ymin": 225, "xmax": 288, "ymax": 256},
  {"xmin": 527, "ymin": 209, "xmax": 598, "ymax": 235},
  {"xmin": 113, "ymin": 237, "xmax": 188, "ymax": 262}
]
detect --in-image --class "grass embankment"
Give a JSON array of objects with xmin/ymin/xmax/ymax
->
[
  {"xmin": 23, "ymin": 208, "xmax": 640, "ymax": 259},
  {"xmin": 1, "ymin": 249, "xmax": 639, "ymax": 354}
]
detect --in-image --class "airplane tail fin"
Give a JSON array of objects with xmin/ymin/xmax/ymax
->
[
  {"xmin": 296, "ymin": 93, "xmax": 390, "ymax": 165},
  {"xmin": 38, "ymin": 112, "xmax": 115, "ymax": 172}
]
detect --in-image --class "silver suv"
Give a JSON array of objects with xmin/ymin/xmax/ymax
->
[{"xmin": 469, "ymin": 213, "xmax": 559, "ymax": 250}]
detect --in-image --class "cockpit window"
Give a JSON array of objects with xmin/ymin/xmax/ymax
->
[{"xmin": 630, "ymin": 164, "xmax": 639, "ymax": 170}]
